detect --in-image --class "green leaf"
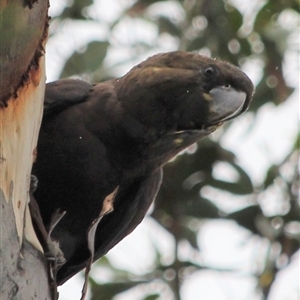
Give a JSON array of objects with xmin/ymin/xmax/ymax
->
[
  {"xmin": 207, "ymin": 178, "xmax": 253, "ymax": 195},
  {"xmin": 60, "ymin": 41, "xmax": 109, "ymax": 78},
  {"xmin": 158, "ymin": 16, "xmax": 181, "ymax": 37},
  {"xmin": 263, "ymin": 165, "xmax": 279, "ymax": 189},
  {"xmin": 226, "ymin": 5, "xmax": 243, "ymax": 32},
  {"xmin": 227, "ymin": 206, "xmax": 262, "ymax": 234},
  {"xmin": 127, "ymin": 0, "xmax": 169, "ymax": 14},
  {"xmin": 180, "ymin": 225, "xmax": 200, "ymax": 249},
  {"xmin": 182, "ymin": 196, "xmax": 220, "ymax": 219},
  {"xmin": 60, "ymin": 0, "xmax": 93, "ymax": 20},
  {"xmin": 204, "ymin": 162, "xmax": 253, "ymax": 195},
  {"xmin": 143, "ymin": 294, "xmax": 160, "ymax": 300},
  {"xmin": 90, "ymin": 281, "xmax": 147, "ymax": 300},
  {"xmin": 186, "ymin": 36, "xmax": 205, "ymax": 52}
]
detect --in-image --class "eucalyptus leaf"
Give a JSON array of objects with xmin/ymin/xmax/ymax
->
[
  {"xmin": 90, "ymin": 281, "xmax": 147, "ymax": 300},
  {"xmin": 142, "ymin": 294, "xmax": 160, "ymax": 300},
  {"xmin": 61, "ymin": 41, "xmax": 109, "ymax": 78}
]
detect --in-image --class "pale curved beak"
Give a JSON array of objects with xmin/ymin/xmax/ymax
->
[{"xmin": 207, "ymin": 86, "xmax": 246, "ymax": 124}]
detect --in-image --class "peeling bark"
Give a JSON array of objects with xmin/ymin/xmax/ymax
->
[
  {"xmin": 0, "ymin": 0, "xmax": 51, "ymax": 298},
  {"xmin": 0, "ymin": 0, "xmax": 49, "ymax": 106}
]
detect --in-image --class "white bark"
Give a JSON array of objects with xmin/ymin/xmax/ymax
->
[{"xmin": 0, "ymin": 0, "xmax": 52, "ymax": 298}]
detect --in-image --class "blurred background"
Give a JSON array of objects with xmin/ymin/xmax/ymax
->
[{"xmin": 45, "ymin": 0, "xmax": 299, "ymax": 299}]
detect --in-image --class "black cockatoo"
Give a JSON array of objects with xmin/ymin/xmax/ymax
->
[{"xmin": 32, "ymin": 51, "xmax": 254, "ymax": 285}]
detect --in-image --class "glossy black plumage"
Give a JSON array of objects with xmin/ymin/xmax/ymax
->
[{"xmin": 32, "ymin": 51, "xmax": 254, "ymax": 285}]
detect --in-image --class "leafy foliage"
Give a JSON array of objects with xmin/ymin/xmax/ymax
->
[
  {"xmin": 61, "ymin": 41, "xmax": 109, "ymax": 78},
  {"xmin": 49, "ymin": 1, "xmax": 299, "ymax": 299}
]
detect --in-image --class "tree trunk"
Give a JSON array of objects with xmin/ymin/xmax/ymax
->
[{"xmin": 0, "ymin": 0, "xmax": 51, "ymax": 299}]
